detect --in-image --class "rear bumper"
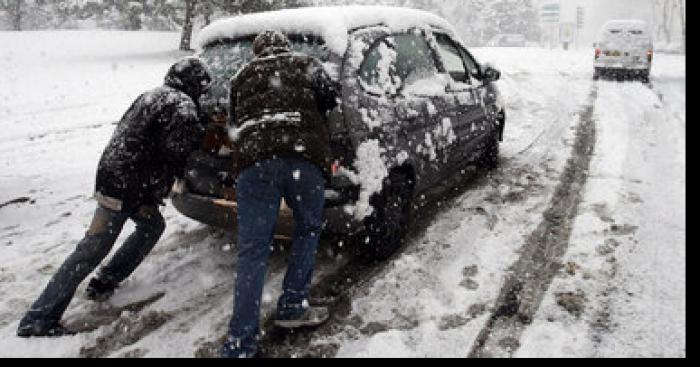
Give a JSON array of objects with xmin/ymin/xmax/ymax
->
[
  {"xmin": 174, "ymin": 151, "xmax": 362, "ymax": 236},
  {"xmin": 594, "ymin": 66, "xmax": 650, "ymax": 78},
  {"xmin": 171, "ymin": 189, "xmax": 362, "ymax": 237},
  {"xmin": 594, "ymin": 59, "xmax": 650, "ymax": 71},
  {"xmin": 171, "ymin": 191, "xmax": 295, "ymax": 237}
]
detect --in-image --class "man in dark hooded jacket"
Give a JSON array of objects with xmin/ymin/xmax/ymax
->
[
  {"xmin": 221, "ymin": 30, "xmax": 339, "ymax": 358},
  {"xmin": 17, "ymin": 57, "xmax": 212, "ymax": 338}
]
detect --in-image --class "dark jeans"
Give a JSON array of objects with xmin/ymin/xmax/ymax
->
[
  {"xmin": 222, "ymin": 158, "xmax": 325, "ymax": 358},
  {"xmin": 19, "ymin": 204, "xmax": 165, "ymax": 331}
]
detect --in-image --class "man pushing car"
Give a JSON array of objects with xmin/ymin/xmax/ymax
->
[{"xmin": 17, "ymin": 57, "xmax": 212, "ymax": 337}]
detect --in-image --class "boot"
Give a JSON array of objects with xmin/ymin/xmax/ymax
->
[{"xmin": 85, "ymin": 277, "xmax": 117, "ymax": 302}]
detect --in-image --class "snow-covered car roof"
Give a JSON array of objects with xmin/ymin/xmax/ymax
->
[
  {"xmin": 599, "ymin": 19, "xmax": 651, "ymax": 45},
  {"xmin": 195, "ymin": 5, "xmax": 459, "ymax": 56},
  {"xmin": 602, "ymin": 19, "xmax": 649, "ymax": 31}
]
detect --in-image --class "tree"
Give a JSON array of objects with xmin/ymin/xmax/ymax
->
[
  {"xmin": 178, "ymin": 0, "xmax": 309, "ymax": 51},
  {"xmin": 478, "ymin": 0, "xmax": 539, "ymax": 45},
  {"xmin": 678, "ymin": 0, "xmax": 685, "ymax": 51},
  {"xmin": 651, "ymin": 0, "xmax": 685, "ymax": 50},
  {"xmin": 179, "ymin": 0, "xmax": 195, "ymax": 50},
  {"xmin": 0, "ymin": 0, "xmax": 54, "ymax": 31},
  {"xmin": 0, "ymin": 0, "xmax": 25, "ymax": 30}
]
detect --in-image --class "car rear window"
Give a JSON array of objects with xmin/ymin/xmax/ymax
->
[
  {"xmin": 199, "ymin": 35, "xmax": 329, "ymax": 114},
  {"xmin": 201, "ymin": 35, "xmax": 328, "ymax": 81}
]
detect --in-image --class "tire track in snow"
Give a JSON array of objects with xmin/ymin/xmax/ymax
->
[{"xmin": 468, "ymin": 84, "xmax": 598, "ymax": 358}]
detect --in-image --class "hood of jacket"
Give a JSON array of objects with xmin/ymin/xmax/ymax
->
[
  {"xmin": 253, "ymin": 30, "xmax": 292, "ymax": 58},
  {"xmin": 164, "ymin": 57, "xmax": 212, "ymax": 100}
]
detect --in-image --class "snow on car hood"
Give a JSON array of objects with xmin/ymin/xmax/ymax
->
[{"xmin": 195, "ymin": 5, "xmax": 459, "ymax": 56}]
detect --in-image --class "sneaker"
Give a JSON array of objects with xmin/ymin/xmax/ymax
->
[
  {"xmin": 17, "ymin": 321, "xmax": 76, "ymax": 338},
  {"xmin": 220, "ymin": 337, "xmax": 260, "ymax": 358},
  {"xmin": 274, "ymin": 306, "xmax": 329, "ymax": 329},
  {"xmin": 85, "ymin": 277, "xmax": 116, "ymax": 302}
]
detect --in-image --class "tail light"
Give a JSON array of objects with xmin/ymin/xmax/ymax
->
[
  {"xmin": 331, "ymin": 160, "xmax": 341, "ymax": 176},
  {"xmin": 647, "ymin": 49, "xmax": 653, "ymax": 63},
  {"xmin": 595, "ymin": 48, "xmax": 601, "ymax": 59},
  {"xmin": 201, "ymin": 113, "xmax": 232, "ymax": 155}
]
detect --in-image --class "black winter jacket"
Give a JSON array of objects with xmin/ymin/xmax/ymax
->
[
  {"xmin": 95, "ymin": 58, "xmax": 210, "ymax": 211},
  {"xmin": 229, "ymin": 49, "xmax": 339, "ymax": 180}
]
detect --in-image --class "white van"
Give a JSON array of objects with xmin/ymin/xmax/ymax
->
[{"xmin": 594, "ymin": 20, "xmax": 653, "ymax": 82}]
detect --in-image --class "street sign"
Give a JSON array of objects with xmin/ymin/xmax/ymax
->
[
  {"xmin": 559, "ymin": 22, "xmax": 575, "ymax": 43},
  {"xmin": 541, "ymin": 3, "xmax": 560, "ymax": 23}
]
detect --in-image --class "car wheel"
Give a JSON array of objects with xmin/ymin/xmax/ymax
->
[
  {"xmin": 640, "ymin": 71, "xmax": 650, "ymax": 84},
  {"xmin": 355, "ymin": 170, "xmax": 414, "ymax": 262},
  {"xmin": 478, "ymin": 131, "xmax": 500, "ymax": 171}
]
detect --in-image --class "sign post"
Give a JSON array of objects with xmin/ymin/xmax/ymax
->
[
  {"xmin": 576, "ymin": 6, "xmax": 585, "ymax": 49},
  {"xmin": 540, "ymin": 3, "xmax": 560, "ymax": 49},
  {"xmin": 560, "ymin": 22, "xmax": 575, "ymax": 50}
]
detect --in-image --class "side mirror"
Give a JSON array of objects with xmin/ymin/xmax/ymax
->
[{"xmin": 483, "ymin": 65, "xmax": 501, "ymax": 83}]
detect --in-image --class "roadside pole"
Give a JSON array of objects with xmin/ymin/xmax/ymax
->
[
  {"xmin": 560, "ymin": 22, "xmax": 575, "ymax": 51},
  {"xmin": 576, "ymin": 6, "xmax": 585, "ymax": 50},
  {"xmin": 540, "ymin": 2, "xmax": 561, "ymax": 49}
]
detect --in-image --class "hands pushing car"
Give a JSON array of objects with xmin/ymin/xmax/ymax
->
[{"xmin": 172, "ymin": 6, "xmax": 506, "ymax": 261}]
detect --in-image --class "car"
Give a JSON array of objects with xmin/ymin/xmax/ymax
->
[
  {"xmin": 593, "ymin": 20, "xmax": 653, "ymax": 82},
  {"xmin": 172, "ymin": 5, "xmax": 505, "ymax": 261},
  {"xmin": 487, "ymin": 34, "xmax": 527, "ymax": 47}
]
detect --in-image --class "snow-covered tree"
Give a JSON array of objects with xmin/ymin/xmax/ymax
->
[
  {"xmin": 178, "ymin": 0, "xmax": 309, "ymax": 50},
  {"xmin": 478, "ymin": 0, "xmax": 539, "ymax": 45},
  {"xmin": 0, "ymin": 0, "xmax": 46, "ymax": 30},
  {"xmin": 651, "ymin": 0, "xmax": 685, "ymax": 52}
]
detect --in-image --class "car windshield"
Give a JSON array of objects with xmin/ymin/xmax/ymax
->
[{"xmin": 199, "ymin": 35, "xmax": 329, "ymax": 114}]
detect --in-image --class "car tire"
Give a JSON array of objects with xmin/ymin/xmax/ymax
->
[
  {"xmin": 355, "ymin": 170, "xmax": 414, "ymax": 262},
  {"xmin": 640, "ymin": 70, "xmax": 650, "ymax": 84},
  {"xmin": 478, "ymin": 131, "xmax": 500, "ymax": 171}
]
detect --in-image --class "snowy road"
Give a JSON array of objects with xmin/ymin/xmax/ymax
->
[{"xmin": 0, "ymin": 32, "xmax": 685, "ymax": 358}]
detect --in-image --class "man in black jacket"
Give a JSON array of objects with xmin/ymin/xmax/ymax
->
[
  {"xmin": 221, "ymin": 31, "xmax": 339, "ymax": 358},
  {"xmin": 17, "ymin": 57, "xmax": 212, "ymax": 338}
]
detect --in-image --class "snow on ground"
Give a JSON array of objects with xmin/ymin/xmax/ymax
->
[
  {"xmin": 516, "ymin": 55, "xmax": 686, "ymax": 358},
  {"xmin": 0, "ymin": 30, "xmax": 685, "ymax": 358}
]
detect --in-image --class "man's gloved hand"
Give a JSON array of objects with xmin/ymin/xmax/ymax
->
[
  {"xmin": 217, "ymin": 172, "xmax": 236, "ymax": 187},
  {"xmin": 171, "ymin": 179, "xmax": 187, "ymax": 196}
]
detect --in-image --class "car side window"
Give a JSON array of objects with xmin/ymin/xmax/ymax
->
[
  {"xmin": 359, "ymin": 33, "xmax": 438, "ymax": 95},
  {"xmin": 459, "ymin": 47, "xmax": 482, "ymax": 81},
  {"xmin": 435, "ymin": 34, "xmax": 469, "ymax": 83}
]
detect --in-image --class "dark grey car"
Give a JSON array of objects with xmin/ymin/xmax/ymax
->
[{"xmin": 172, "ymin": 8, "xmax": 506, "ymax": 260}]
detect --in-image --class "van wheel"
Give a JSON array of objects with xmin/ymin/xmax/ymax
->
[
  {"xmin": 355, "ymin": 171, "xmax": 413, "ymax": 262},
  {"xmin": 640, "ymin": 71, "xmax": 650, "ymax": 84}
]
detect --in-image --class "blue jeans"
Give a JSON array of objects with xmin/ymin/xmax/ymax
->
[
  {"xmin": 19, "ymin": 204, "xmax": 165, "ymax": 332},
  {"xmin": 222, "ymin": 158, "xmax": 325, "ymax": 358}
]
